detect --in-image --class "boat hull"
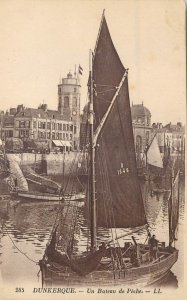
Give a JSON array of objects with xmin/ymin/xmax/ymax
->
[
  {"xmin": 40, "ymin": 249, "xmax": 178, "ymax": 287},
  {"xmin": 15, "ymin": 192, "xmax": 85, "ymax": 202}
]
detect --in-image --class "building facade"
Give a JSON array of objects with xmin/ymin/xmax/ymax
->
[
  {"xmin": 0, "ymin": 111, "xmax": 14, "ymax": 140},
  {"xmin": 152, "ymin": 122, "xmax": 185, "ymax": 155},
  {"xmin": 131, "ymin": 103, "xmax": 152, "ymax": 154},
  {"xmin": 13, "ymin": 104, "xmax": 74, "ymax": 151}
]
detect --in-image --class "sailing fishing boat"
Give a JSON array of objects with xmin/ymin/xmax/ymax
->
[
  {"xmin": 39, "ymin": 11, "xmax": 179, "ymax": 286},
  {"xmin": 143, "ymin": 134, "xmax": 163, "ymax": 182},
  {"xmin": 146, "ymin": 134, "xmax": 163, "ymax": 170},
  {"xmin": 144, "ymin": 134, "xmax": 166, "ymax": 194}
]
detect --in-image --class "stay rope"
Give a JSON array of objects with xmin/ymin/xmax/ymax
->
[{"xmin": 2, "ymin": 222, "xmax": 38, "ymax": 264}]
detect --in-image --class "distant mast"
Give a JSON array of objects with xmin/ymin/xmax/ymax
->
[{"xmin": 89, "ymin": 49, "xmax": 97, "ymax": 251}]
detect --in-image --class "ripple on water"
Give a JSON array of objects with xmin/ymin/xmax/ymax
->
[{"xmin": 0, "ymin": 179, "xmax": 184, "ymax": 286}]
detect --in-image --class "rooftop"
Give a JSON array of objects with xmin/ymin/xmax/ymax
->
[
  {"xmin": 1, "ymin": 115, "xmax": 14, "ymax": 126},
  {"xmin": 15, "ymin": 106, "xmax": 70, "ymax": 121},
  {"xmin": 131, "ymin": 103, "xmax": 151, "ymax": 119}
]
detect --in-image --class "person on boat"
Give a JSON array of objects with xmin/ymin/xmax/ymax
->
[
  {"xmin": 99, "ymin": 242, "xmax": 106, "ymax": 251},
  {"xmin": 149, "ymin": 234, "xmax": 158, "ymax": 261}
]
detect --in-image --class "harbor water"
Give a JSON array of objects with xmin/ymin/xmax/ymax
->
[{"xmin": 0, "ymin": 176, "xmax": 184, "ymax": 290}]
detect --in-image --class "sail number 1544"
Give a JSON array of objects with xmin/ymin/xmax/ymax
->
[{"xmin": 117, "ymin": 163, "xmax": 129, "ymax": 175}]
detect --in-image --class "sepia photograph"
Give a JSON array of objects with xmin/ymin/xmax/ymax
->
[{"xmin": 0, "ymin": 0, "xmax": 185, "ymax": 299}]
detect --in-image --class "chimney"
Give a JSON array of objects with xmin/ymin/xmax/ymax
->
[
  {"xmin": 40, "ymin": 104, "xmax": 48, "ymax": 112},
  {"xmin": 17, "ymin": 104, "xmax": 24, "ymax": 113}
]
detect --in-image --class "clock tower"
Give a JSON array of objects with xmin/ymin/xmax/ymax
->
[{"xmin": 58, "ymin": 71, "xmax": 81, "ymax": 150}]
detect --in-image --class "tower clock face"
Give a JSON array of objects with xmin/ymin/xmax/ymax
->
[{"xmin": 72, "ymin": 111, "xmax": 77, "ymax": 116}]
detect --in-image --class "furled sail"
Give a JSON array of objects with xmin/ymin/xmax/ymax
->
[
  {"xmin": 168, "ymin": 171, "xmax": 180, "ymax": 245},
  {"xmin": 46, "ymin": 231, "xmax": 106, "ymax": 276},
  {"xmin": 93, "ymin": 15, "xmax": 125, "ymax": 127},
  {"xmin": 146, "ymin": 135, "xmax": 163, "ymax": 168},
  {"xmin": 95, "ymin": 77, "xmax": 147, "ymax": 228}
]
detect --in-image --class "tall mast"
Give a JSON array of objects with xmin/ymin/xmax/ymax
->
[
  {"xmin": 169, "ymin": 168, "xmax": 174, "ymax": 248},
  {"xmin": 89, "ymin": 49, "xmax": 97, "ymax": 250}
]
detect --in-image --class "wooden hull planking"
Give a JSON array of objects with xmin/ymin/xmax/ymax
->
[
  {"xmin": 40, "ymin": 249, "xmax": 178, "ymax": 287},
  {"xmin": 16, "ymin": 192, "xmax": 85, "ymax": 202}
]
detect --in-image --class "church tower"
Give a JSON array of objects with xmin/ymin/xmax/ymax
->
[{"xmin": 58, "ymin": 71, "xmax": 81, "ymax": 149}]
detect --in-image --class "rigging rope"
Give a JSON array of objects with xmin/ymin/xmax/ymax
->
[
  {"xmin": 97, "ymin": 140, "xmax": 124, "ymax": 272},
  {"xmin": 44, "ymin": 154, "xmax": 82, "ymax": 249},
  {"xmin": 2, "ymin": 222, "xmax": 38, "ymax": 264}
]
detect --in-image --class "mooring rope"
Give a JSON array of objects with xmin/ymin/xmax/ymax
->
[{"xmin": 2, "ymin": 222, "xmax": 38, "ymax": 264}]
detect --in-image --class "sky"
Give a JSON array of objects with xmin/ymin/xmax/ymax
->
[{"xmin": 0, "ymin": 0, "xmax": 185, "ymax": 125}]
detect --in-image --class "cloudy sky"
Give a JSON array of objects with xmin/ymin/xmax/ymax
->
[{"xmin": 0, "ymin": 0, "xmax": 185, "ymax": 124}]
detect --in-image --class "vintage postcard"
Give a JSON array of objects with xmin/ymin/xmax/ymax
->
[{"xmin": 0, "ymin": 0, "xmax": 186, "ymax": 300}]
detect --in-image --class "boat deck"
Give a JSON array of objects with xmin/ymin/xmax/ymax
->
[{"xmin": 40, "ymin": 244, "xmax": 178, "ymax": 287}]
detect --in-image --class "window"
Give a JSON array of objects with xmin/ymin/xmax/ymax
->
[
  {"xmin": 73, "ymin": 97, "xmax": 77, "ymax": 106},
  {"xmin": 67, "ymin": 124, "xmax": 69, "ymax": 131},
  {"xmin": 33, "ymin": 121, "xmax": 37, "ymax": 129},
  {"xmin": 136, "ymin": 135, "xmax": 142, "ymax": 153},
  {"xmin": 63, "ymin": 124, "xmax": 66, "ymax": 131},
  {"xmin": 146, "ymin": 131, "xmax": 149, "ymax": 143},
  {"xmin": 47, "ymin": 122, "xmax": 51, "ymax": 130},
  {"xmin": 64, "ymin": 96, "xmax": 69, "ymax": 108},
  {"xmin": 52, "ymin": 123, "xmax": 55, "ymax": 130},
  {"xmin": 19, "ymin": 130, "xmax": 29, "ymax": 138},
  {"xmin": 63, "ymin": 133, "xmax": 65, "ymax": 139},
  {"xmin": 15, "ymin": 121, "xmax": 19, "ymax": 128},
  {"xmin": 52, "ymin": 132, "xmax": 55, "ymax": 139},
  {"xmin": 74, "ymin": 126, "xmax": 77, "ymax": 134},
  {"xmin": 38, "ymin": 121, "xmax": 42, "ymax": 128},
  {"xmin": 70, "ymin": 133, "xmax": 72, "ymax": 140},
  {"xmin": 7, "ymin": 130, "xmax": 13, "ymax": 137},
  {"xmin": 47, "ymin": 132, "xmax": 50, "ymax": 139},
  {"xmin": 59, "ymin": 133, "xmax": 62, "ymax": 139},
  {"xmin": 66, "ymin": 133, "xmax": 69, "ymax": 139},
  {"xmin": 58, "ymin": 123, "xmax": 62, "ymax": 130},
  {"xmin": 25, "ymin": 120, "xmax": 30, "ymax": 128},
  {"xmin": 19, "ymin": 121, "xmax": 25, "ymax": 128}
]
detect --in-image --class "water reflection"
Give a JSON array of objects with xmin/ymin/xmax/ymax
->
[
  {"xmin": 0, "ymin": 178, "xmax": 184, "ymax": 288},
  {"xmin": 151, "ymin": 271, "xmax": 178, "ymax": 289}
]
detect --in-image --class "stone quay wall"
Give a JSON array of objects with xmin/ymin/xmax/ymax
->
[{"xmin": 6, "ymin": 152, "xmax": 86, "ymax": 175}]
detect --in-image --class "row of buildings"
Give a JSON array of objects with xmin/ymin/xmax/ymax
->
[
  {"xmin": 0, "ymin": 72, "xmax": 81, "ymax": 152},
  {"xmin": 80, "ymin": 102, "xmax": 185, "ymax": 157},
  {"xmin": 131, "ymin": 103, "xmax": 185, "ymax": 155},
  {"xmin": 0, "ymin": 71, "xmax": 185, "ymax": 155}
]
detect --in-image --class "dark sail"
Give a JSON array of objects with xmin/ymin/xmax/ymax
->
[
  {"xmin": 46, "ymin": 230, "xmax": 106, "ymax": 276},
  {"xmin": 93, "ymin": 16, "xmax": 125, "ymax": 127},
  {"xmin": 95, "ymin": 77, "xmax": 147, "ymax": 228}
]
